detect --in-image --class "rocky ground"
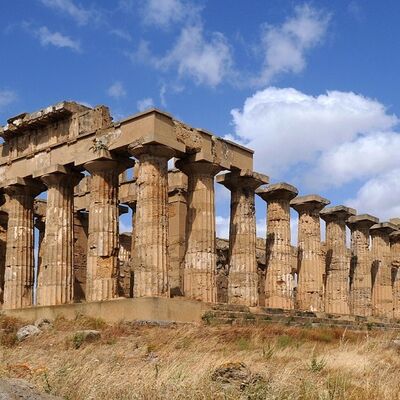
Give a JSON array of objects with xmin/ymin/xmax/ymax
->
[{"xmin": 1, "ymin": 314, "xmax": 400, "ymax": 399}]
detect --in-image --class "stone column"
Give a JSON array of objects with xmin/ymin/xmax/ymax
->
[
  {"xmin": 176, "ymin": 160, "xmax": 222, "ymax": 303},
  {"xmin": 0, "ymin": 211, "xmax": 8, "ymax": 304},
  {"xmin": 346, "ymin": 214, "xmax": 378, "ymax": 317},
  {"xmin": 3, "ymin": 178, "xmax": 44, "ymax": 309},
  {"xmin": 320, "ymin": 206, "xmax": 355, "ymax": 315},
  {"xmin": 128, "ymin": 143, "xmax": 175, "ymax": 298},
  {"xmin": 84, "ymin": 158, "xmax": 122, "ymax": 302},
  {"xmin": 73, "ymin": 211, "xmax": 88, "ymax": 301},
  {"xmin": 36, "ymin": 166, "xmax": 82, "ymax": 306},
  {"xmin": 217, "ymin": 170, "xmax": 269, "ymax": 306},
  {"xmin": 390, "ymin": 230, "xmax": 400, "ymax": 319},
  {"xmin": 168, "ymin": 169, "xmax": 188, "ymax": 297},
  {"xmin": 290, "ymin": 195, "xmax": 330, "ymax": 312},
  {"xmin": 257, "ymin": 183, "xmax": 298, "ymax": 310},
  {"xmin": 370, "ymin": 222, "xmax": 397, "ymax": 318}
]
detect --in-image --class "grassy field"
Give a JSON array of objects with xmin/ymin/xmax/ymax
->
[{"xmin": 1, "ymin": 315, "xmax": 400, "ymax": 399}]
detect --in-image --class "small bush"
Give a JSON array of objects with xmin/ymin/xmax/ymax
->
[{"xmin": 309, "ymin": 356, "xmax": 326, "ymax": 373}]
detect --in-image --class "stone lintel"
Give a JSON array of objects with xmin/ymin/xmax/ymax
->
[
  {"xmin": 320, "ymin": 205, "xmax": 356, "ymax": 221},
  {"xmin": 347, "ymin": 214, "xmax": 379, "ymax": 229},
  {"xmin": 2, "ymin": 101, "xmax": 90, "ymax": 140},
  {"xmin": 176, "ymin": 159, "xmax": 223, "ymax": 176},
  {"xmin": 216, "ymin": 169, "xmax": 269, "ymax": 191},
  {"xmin": 370, "ymin": 222, "xmax": 398, "ymax": 235},
  {"xmin": 256, "ymin": 182, "xmax": 298, "ymax": 202},
  {"xmin": 290, "ymin": 194, "xmax": 330, "ymax": 212}
]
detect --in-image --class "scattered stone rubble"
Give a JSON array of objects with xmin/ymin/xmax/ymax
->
[{"xmin": 0, "ymin": 101, "xmax": 400, "ymax": 321}]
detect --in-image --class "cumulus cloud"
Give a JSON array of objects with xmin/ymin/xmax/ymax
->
[
  {"xmin": 137, "ymin": 97, "xmax": 154, "ymax": 111},
  {"xmin": 107, "ymin": 81, "xmax": 127, "ymax": 99},
  {"xmin": 216, "ymin": 216, "xmax": 230, "ymax": 239},
  {"xmin": 254, "ymin": 4, "xmax": 330, "ymax": 86},
  {"xmin": 231, "ymin": 87, "xmax": 397, "ymax": 177},
  {"xmin": 40, "ymin": 0, "xmax": 93, "ymax": 26},
  {"xmin": 0, "ymin": 90, "xmax": 17, "ymax": 110},
  {"xmin": 156, "ymin": 24, "xmax": 233, "ymax": 87},
  {"xmin": 346, "ymin": 169, "xmax": 400, "ymax": 220},
  {"xmin": 35, "ymin": 26, "xmax": 81, "ymax": 51},
  {"xmin": 231, "ymin": 85, "xmax": 400, "ymax": 221}
]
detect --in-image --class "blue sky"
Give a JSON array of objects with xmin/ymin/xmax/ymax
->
[{"xmin": 1, "ymin": 0, "xmax": 400, "ymax": 239}]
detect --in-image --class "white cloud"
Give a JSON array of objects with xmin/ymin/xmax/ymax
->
[
  {"xmin": 231, "ymin": 85, "xmax": 400, "ymax": 223},
  {"xmin": 157, "ymin": 24, "xmax": 233, "ymax": 87},
  {"xmin": 254, "ymin": 4, "xmax": 330, "ymax": 86},
  {"xmin": 40, "ymin": 0, "xmax": 93, "ymax": 26},
  {"xmin": 306, "ymin": 132, "xmax": 400, "ymax": 188},
  {"xmin": 346, "ymin": 169, "xmax": 400, "ymax": 220},
  {"xmin": 231, "ymin": 87, "xmax": 397, "ymax": 177},
  {"xmin": 107, "ymin": 81, "xmax": 127, "ymax": 99},
  {"xmin": 137, "ymin": 97, "xmax": 154, "ymax": 111},
  {"xmin": 140, "ymin": 0, "xmax": 198, "ymax": 29},
  {"xmin": 216, "ymin": 215, "xmax": 230, "ymax": 239},
  {"xmin": 36, "ymin": 26, "xmax": 81, "ymax": 51},
  {"xmin": 110, "ymin": 29, "xmax": 132, "ymax": 41},
  {"xmin": 0, "ymin": 90, "xmax": 17, "ymax": 110}
]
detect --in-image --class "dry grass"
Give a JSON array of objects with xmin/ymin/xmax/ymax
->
[{"xmin": 1, "ymin": 315, "xmax": 400, "ymax": 399}]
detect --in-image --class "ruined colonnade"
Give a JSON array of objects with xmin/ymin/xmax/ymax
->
[{"xmin": 1, "ymin": 102, "xmax": 400, "ymax": 320}]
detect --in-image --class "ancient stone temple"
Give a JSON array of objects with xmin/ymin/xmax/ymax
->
[{"xmin": 1, "ymin": 101, "xmax": 400, "ymax": 322}]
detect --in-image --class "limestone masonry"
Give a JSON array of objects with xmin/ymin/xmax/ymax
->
[{"xmin": 1, "ymin": 101, "xmax": 400, "ymax": 320}]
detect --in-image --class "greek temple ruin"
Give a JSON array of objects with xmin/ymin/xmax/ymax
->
[{"xmin": 1, "ymin": 101, "xmax": 400, "ymax": 321}]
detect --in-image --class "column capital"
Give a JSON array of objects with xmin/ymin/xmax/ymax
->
[
  {"xmin": 176, "ymin": 159, "xmax": 223, "ymax": 177},
  {"xmin": 128, "ymin": 142, "xmax": 176, "ymax": 160},
  {"xmin": 320, "ymin": 205, "xmax": 356, "ymax": 223},
  {"xmin": 389, "ymin": 218, "xmax": 400, "ymax": 228},
  {"xmin": 256, "ymin": 182, "xmax": 298, "ymax": 202},
  {"xmin": 370, "ymin": 221, "xmax": 398, "ymax": 236},
  {"xmin": 216, "ymin": 169, "xmax": 269, "ymax": 192},
  {"xmin": 346, "ymin": 214, "xmax": 379, "ymax": 230},
  {"xmin": 390, "ymin": 230, "xmax": 400, "ymax": 244},
  {"xmin": 84, "ymin": 157, "xmax": 133, "ymax": 175},
  {"xmin": 35, "ymin": 165, "xmax": 83, "ymax": 188},
  {"xmin": 2, "ymin": 177, "xmax": 45, "ymax": 198},
  {"xmin": 290, "ymin": 194, "xmax": 330, "ymax": 213}
]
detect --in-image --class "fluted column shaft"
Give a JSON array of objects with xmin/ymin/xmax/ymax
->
[
  {"xmin": 178, "ymin": 160, "xmax": 222, "ymax": 303},
  {"xmin": 371, "ymin": 223, "xmax": 396, "ymax": 318},
  {"xmin": 321, "ymin": 207, "xmax": 354, "ymax": 315},
  {"xmin": 37, "ymin": 172, "xmax": 80, "ymax": 306},
  {"xmin": 3, "ymin": 182, "xmax": 42, "ymax": 309},
  {"xmin": 291, "ymin": 196, "xmax": 329, "ymax": 312},
  {"xmin": 218, "ymin": 171, "xmax": 268, "ymax": 306},
  {"xmin": 129, "ymin": 144, "xmax": 174, "ymax": 298},
  {"xmin": 347, "ymin": 215, "xmax": 377, "ymax": 317},
  {"xmin": 0, "ymin": 212, "xmax": 8, "ymax": 304},
  {"xmin": 257, "ymin": 183, "xmax": 298, "ymax": 309},
  {"xmin": 85, "ymin": 159, "xmax": 120, "ymax": 302},
  {"xmin": 390, "ymin": 232, "xmax": 400, "ymax": 319}
]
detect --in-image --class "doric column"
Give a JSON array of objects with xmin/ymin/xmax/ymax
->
[
  {"xmin": 370, "ymin": 222, "xmax": 397, "ymax": 318},
  {"xmin": 346, "ymin": 214, "xmax": 378, "ymax": 317},
  {"xmin": 0, "ymin": 211, "xmax": 8, "ymax": 304},
  {"xmin": 257, "ymin": 183, "xmax": 298, "ymax": 310},
  {"xmin": 176, "ymin": 159, "xmax": 222, "ymax": 303},
  {"xmin": 390, "ymin": 230, "xmax": 400, "ymax": 319},
  {"xmin": 3, "ymin": 178, "xmax": 44, "ymax": 309},
  {"xmin": 290, "ymin": 195, "xmax": 330, "ymax": 312},
  {"xmin": 84, "ymin": 157, "xmax": 124, "ymax": 302},
  {"xmin": 128, "ymin": 143, "xmax": 175, "ymax": 298},
  {"xmin": 73, "ymin": 211, "xmax": 88, "ymax": 301},
  {"xmin": 168, "ymin": 169, "xmax": 188, "ymax": 297},
  {"xmin": 217, "ymin": 170, "xmax": 268, "ymax": 306},
  {"xmin": 320, "ymin": 206, "xmax": 355, "ymax": 315},
  {"xmin": 36, "ymin": 166, "xmax": 82, "ymax": 306}
]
